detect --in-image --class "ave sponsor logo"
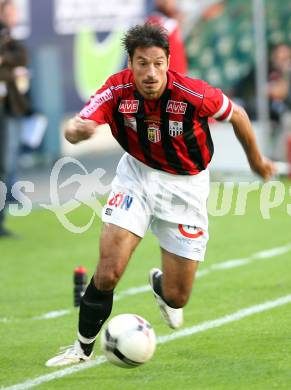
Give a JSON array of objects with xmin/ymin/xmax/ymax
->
[
  {"xmin": 166, "ymin": 100, "xmax": 187, "ymax": 114},
  {"xmin": 80, "ymin": 88, "xmax": 113, "ymax": 117},
  {"xmin": 108, "ymin": 192, "xmax": 133, "ymax": 210},
  {"xmin": 118, "ymin": 100, "xmax": 139, "ymax": 113}
]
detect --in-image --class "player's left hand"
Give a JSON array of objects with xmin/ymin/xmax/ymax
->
[{"xmin": 250, "ymin": 156, "xmax": 277, "ymax": 181}]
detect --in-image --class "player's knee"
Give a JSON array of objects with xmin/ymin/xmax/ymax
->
[
  {"xmin": 94, "ymin": 259, "xmax": 123, "ymax": 290},
  {"xmin": 94, "ymin": 271, "xmax": 118, "ymax": 290}
]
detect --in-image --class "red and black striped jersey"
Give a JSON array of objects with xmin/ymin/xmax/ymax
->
[{"xmin": 79, "ymin": 69, "xmax": 233, "ymax": 175}]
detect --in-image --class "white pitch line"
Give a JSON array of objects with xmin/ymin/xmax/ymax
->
[
  {"xmin": 157, "ymin": 294, "xmax": 291, "ymax": 343},
  {"xmin": 203, "ymin": 243, "xmax": 291, "ymax": 274},
  {"xmin": 210, "ymin": 258, "xmax": 250, "ymax": 270},
  {"xmin": 114, "ymin": 285, "xmax": 151, "ymax": 301},
  {"xmin": 0, "ymin": 318, "xmax": 10, "ymax": 323},
  {"xmin": 1, "ymin": 242, "xmax": 290, "ymax": 325},
  {"xmin": 2, "ymin": 294, "xmax": 291, "ymax": 390},
  {"xmin": 0, "ymin": 357, "xmax": 107, "ymax": 390},
  {"xmin": 32, "ymin": 310, "xmax": 71, "ymax": 320},
  {"xmin": 252, "ymin": 245, "xmax": 291, "ymax": 260}
]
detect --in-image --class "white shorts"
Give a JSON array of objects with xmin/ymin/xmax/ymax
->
[{"xmin": 102, "ymin": 153, "xmax": 209, "ymax": 261}]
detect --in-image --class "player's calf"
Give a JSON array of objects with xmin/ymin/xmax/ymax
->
[{"xmin": 149, "ymin": 268, "xmax": 183, "ymax": 329}]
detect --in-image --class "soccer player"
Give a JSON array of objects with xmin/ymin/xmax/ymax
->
[
  {"xmin": 147, "ymin": 0, "xmax": 188, "ymax": 75},
  {"xmin": 46, "ymin": 23, "xmax": 275, "ymax": 366}
]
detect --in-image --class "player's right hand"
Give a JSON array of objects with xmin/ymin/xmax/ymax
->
[{"xmin": 65, "ymin": 116, "xmax": 98, "ymax": 144}]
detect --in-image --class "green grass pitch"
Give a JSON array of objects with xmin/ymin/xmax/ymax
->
[{"xmin": 1, "ymin": 179, "xmax": 291, "ymax": 389}]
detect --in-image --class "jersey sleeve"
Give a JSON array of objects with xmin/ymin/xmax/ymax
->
[
  {"xmin": 199, "ymin": 82, "xmax": 233, "ymax": 121},
  {"xmin": 79, "ymin": 81, "xmax": 114, "ymax": 124}
]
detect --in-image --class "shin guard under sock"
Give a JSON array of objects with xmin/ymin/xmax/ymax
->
[{"xmin": 78, "ymin": 277, "xmax": 113, "ymax": 355}]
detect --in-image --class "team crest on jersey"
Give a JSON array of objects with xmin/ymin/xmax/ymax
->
[
  {"xmin": 124, "ymin": 116, "xmax": 137, "ymax": 132},
  {"xmin": 169, "ymin": 120, "xmax": 183, "ymax": 137},
  {"xmin": 166, "ymin": 100, "xmax": 187, "ymax": 114},
  {"xmin": 148, "ymin": 123, "xmax": 161, "ymax": 143},
  {"xmin": 118, "ymin": 100, "xmax": 139, "ymax": 113}
]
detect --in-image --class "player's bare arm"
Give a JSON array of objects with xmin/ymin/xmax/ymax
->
[
  {"xmin": 230, "ymin": 103, "xmax": 276, "ymax": 180},
  {"xmin": 65, "ymin": 116, "xmax": 99, "ymax": 144}
]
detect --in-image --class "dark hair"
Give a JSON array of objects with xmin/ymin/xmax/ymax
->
[{"xmin": 122, "ymin": 23, "xmax": 169, "ymax": 59}]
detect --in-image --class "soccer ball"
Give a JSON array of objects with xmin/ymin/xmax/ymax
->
[{"xmin": 100, "ymin": 313, "xmax": 156, "ymax": 368}]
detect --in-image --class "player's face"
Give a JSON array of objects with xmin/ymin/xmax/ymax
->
[{"xmin": 129, "ymin": 46, "xmax": 169, "ymax": 100}]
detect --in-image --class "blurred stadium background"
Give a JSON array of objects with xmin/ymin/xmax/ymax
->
[{"xmin": 6, "ymin": 0, "xmax": 291, "ymax": 186}]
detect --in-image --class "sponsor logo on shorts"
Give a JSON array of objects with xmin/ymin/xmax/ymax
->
[
  {"xmin": 124, "ymin": 116, "xmax": 137, "ymax": 132},
  {"xmin": 148, "ymin": 123, "xmax": 161, "ymax": 143},
  {"xmin": 169, "ymin": 121, "xmax": 183, "ymax": 137},
  {"xmin": 108, "ymin": 192, "xmax": 133, "ymax": 210},
  {"xmin": 80, "ymin": 88, "xmax": 113, "ymax": 117},
  {"xmin": 105, "ymin": 207, "xmax": 113, "ymax": 216},
  {"xmin": 178, "ymin": 224, "xmax": 203, "ymax": 238},
  {"xmin": 175, "ymin": 237, "xmax": 203, "ymax": 250},
  {"xmin": 118, "ymin": 100, "xmax": 139, "ymax": 113},
  {"xmin": 175, "ymin": 236, "xmax": 193, "ymax": 245},
  {"xmin": 166, "ymin": 100, "xmax": 187, "ymax": 114}
]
